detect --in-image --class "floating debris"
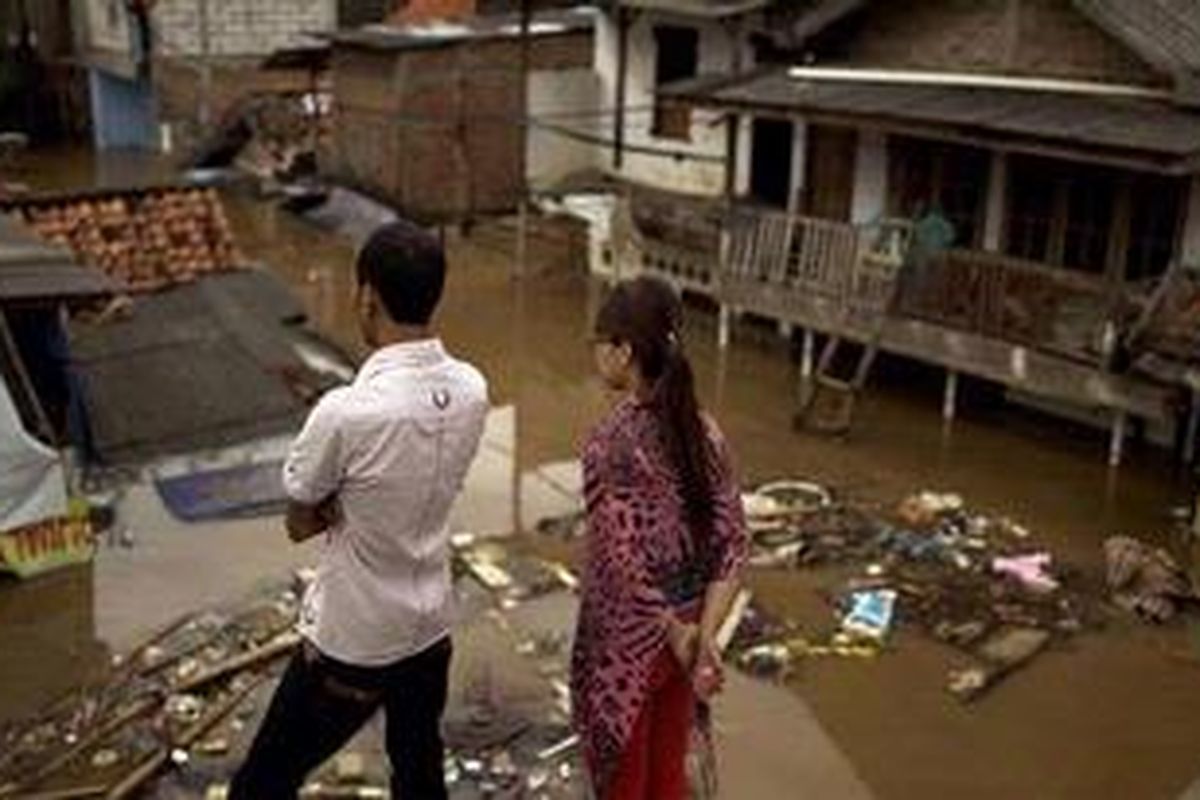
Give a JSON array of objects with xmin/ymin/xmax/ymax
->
[
  {"xmin": 841, "ymin": 589, "xmax": 898, "ymax": 641},
  {"xmin": 1105, "ymin": 536, "xmax": 1196, "ymax": 623}
]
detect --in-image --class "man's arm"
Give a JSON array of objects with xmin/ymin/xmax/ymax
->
[
  {"xmin": 282, "ymin": 392, "xmax": 346, "ymax": 543},
  {"xmin": 285, "ymin": 495, "xmax": 340, "ymax": 543}
]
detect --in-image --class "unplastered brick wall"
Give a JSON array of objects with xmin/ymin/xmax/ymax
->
[
  {"xmin": 154, "ymin": 0, "xmax": 337, "ymax": 57},
  {"xmin": 839, "ymin": 0, "xmax": 1163, "ymax": 86}
]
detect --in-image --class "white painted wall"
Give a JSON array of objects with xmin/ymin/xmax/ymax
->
[
  {"xmin": 526, "ymin": 68, "xmax": 602, "ymax": 193},
  {"xmin": 80, "ymin": 0, "xmax": 336, "ymax": 58},
  {"xmin": 1182, "ymin": 175, "xmax": 1200, "ymax": 270},
  {"xmin": 81, "ymin": 0, "xmax": 133, "ymax": 52},
  {"xmin": 851, "ymin": 130, "xmax": 888, "ymax": 225},
  {"xmin": 595, "ymin": 11, "xmax": 754, "ymax": 197}
]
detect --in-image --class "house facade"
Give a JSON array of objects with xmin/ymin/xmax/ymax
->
[
  {"xmin": 326, "ymin": 8, "xmax": 598, "ymax": 221},
  {"xmin": 596, "ymin": 0, "xmax": 1200, "ymax": 464},
  {"xmin": 74, "ymin": 0, "xmax": 338, "ymax": 150}
]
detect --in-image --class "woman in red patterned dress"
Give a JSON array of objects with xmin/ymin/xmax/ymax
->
[{"xmin": 571, "ymin": 276, "xmax": 748, "ymax": 799}]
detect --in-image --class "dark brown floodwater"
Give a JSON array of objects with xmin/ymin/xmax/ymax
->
[{"xmin": 4, "ymin": 147, "xmax": 1200, "ymax": 798}]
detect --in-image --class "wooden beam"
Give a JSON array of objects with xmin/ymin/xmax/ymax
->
[{"xmin": 612, "ymin": 5, "xmax": 632, "ymax": 171}]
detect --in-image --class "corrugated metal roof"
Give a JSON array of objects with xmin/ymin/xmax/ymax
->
[
  {"xmin": 1073, "ymin": 0, "xmax": 1200, "ymax": 76},
  {"xmin": 665, "ymin": 70, "xmax": 1200, "ymax": 170},
  {"xmin": 69, "ymin": 270, "xmax": 338, "ymax": 463},
  {"xmin": 0, "ymin": 214, "xmax": 117, "ymax": 304}
]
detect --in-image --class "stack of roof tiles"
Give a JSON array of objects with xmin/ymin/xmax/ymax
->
[{"xmin": 16, "ymin": 188, "xmax": 241, "ymax": 293}]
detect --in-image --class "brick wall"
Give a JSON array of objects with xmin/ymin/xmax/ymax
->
[
  {"xmin": 157, "ymin": 0, "xmax": 336, "ymax": 57},
  {"xmin": 154, "ymin": 56, "xmax": 320, "ymax": 153},
  {"xmin": 837, "ymin": 0, "xmax": 1164, "ymax": 85},
  {"xmin": 330, "ymin": 31, "xmax": 592, "ymax": 220},
  {"xmin": 81, "ymin": 0, "xmax": 336, "ymax": 58}
]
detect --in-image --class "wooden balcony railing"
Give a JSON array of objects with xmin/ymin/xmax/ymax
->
[
  {"xmin": 894, "ymin": 249, "xmax": 1116, "ymax": 362},
  {"xmin": 622, "ymin": 192, "xmax": 1133, "ymax": 364}
]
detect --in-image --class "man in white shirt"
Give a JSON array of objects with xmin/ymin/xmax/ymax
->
[{"xmin": 231, "ymin": 221, "xmax": 488, "ymax": 800}]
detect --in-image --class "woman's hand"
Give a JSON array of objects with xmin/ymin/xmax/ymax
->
[
  {"xmin": 692, "ymin": 638, "xmax": 725, "ymax": 700},
  {"xmin": 666, "ymin": 616, "xmax": 699, "ymax": 671}
]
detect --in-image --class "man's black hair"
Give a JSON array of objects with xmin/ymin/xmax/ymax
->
[{"xmin": 355, "ymin": 220, "xmax": 446, "ymax": 326}]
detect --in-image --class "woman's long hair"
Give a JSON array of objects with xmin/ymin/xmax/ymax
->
[{"xmin": 594, "ymin": 276, "xmax": 715, "ymax": 559}]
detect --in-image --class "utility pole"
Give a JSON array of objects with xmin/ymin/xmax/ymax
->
[
  {"xmin": 197, "ymin": 0, "xmax": 212, "ymax": 128},
  {"xmin": 513, "ymin": 0, "xmax": 531, "ymax": 280}
]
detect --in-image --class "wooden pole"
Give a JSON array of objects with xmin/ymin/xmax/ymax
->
[
  {"xmin": 1109, "ymin": 410, "xmax": 1128, "ymax": 468},
  {"xmin": 105, "ymin": 674, "xmax": 266, "ymax": 800},
  {"xmin": 197, "ymin": 0, "xmax": 212, "ymax": 128},
  {"xmin": 612, "ymin": 4, "xmax": 630, "ymax": 171},
  {"xmin": 173, "ymin": 632, "xmax": 300, "ymax": 694},
  {"xmin": 716, "ymin": 16, "xmax": 743, "ymax": 351},
  {"xmin": 943, "ymin": 369, "xmax": 959, "ymax": 422}
]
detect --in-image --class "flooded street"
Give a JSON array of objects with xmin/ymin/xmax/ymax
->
[
  {"xmin": 4, "ymin": 147, "xmax": 1200, "ymax": 798},
  {"xmin": 227, "ymin": 183, "xmax": 1200, "ymax": 800}
]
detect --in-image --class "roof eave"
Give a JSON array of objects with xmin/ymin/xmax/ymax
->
[{"xmin": 666, "ymin": 85, "xmax": 1200, "ymax": 176}]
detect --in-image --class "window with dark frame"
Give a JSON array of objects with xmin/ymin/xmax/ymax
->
[
  {"xmin": 1005, "ymin": 158, "xmax": 1056, "ymax": 263},
  {"xmin": 1127, "ymin": 174, "xmax": 1186, "ymax": 281},
  {"xmin": 652, "ymin": 26, "xmax": 699, "ymax": 141},
  {"xmin": 1004, "ymin": 156, "xmax": 1184, "ymax": 280},
  {"xmin": 1061, "ymin": 168, "xmax": 1116, "ymax": 273},
  {"xmin": 887, "ymin": 136, "xmax": 988, "ymax": 248}
]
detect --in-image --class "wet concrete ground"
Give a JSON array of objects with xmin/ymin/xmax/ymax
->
[{"xmin": 4, "ymin": 147, "xmax": 1200, "ymax": 798}]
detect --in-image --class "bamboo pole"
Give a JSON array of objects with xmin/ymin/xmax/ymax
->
[
  {"xmin": 173, "ymin": 632, "xmax": 301, "ymax": 695},
  {"xmin": 106, "ymin": 673, "xmax": 267, "ymax": 800}
]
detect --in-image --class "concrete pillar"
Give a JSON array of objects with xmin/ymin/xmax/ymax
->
[
  {"xmin": 983, "ymin": 152, "xmax": 1008, "ymax": 251},
  {"xmin": 735, "ymin": 115, "xmax": 753, "ymax": 197},
  {"xmin": 787, "ymin": 121, "xmax": 808, "ymax": 216},
  {"xmin": 943, "ymin": 370, "xmax": 959, "ymax": 422},
  {"xmin": 851, "ymin": 130, "xmax": 888, "ymax": 225},
  {"xmin": 718, "ymin": 305, "xmax": 732, "ymax": 350},
  {"xmin": 800, "ymin": 328, "xmax": 815, "ymax": 380},
  {"xmin": 1109, "ymin": 410, "xmax": 1128, "ymax": 468},
  {"xmin": 1181, "ymin": 175, "xmax": 1200, "ymax": 269}
]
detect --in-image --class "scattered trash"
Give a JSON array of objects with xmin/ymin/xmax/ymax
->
[
  {"xmin": 897, "ymin": 492, "xmax": 963, "ymax": 528},
  {"xmin": 534, "ymin": 511, "xmax": 586, "ymax": 540},
  {"xmin": 165, "ymin": 694, "xmax": 205, "ymax": 725},
  {"xmin": 841, "ymin": 589, "xmax": 897, "ymax": 641},
  {"xmin": 1105, "ymin": 536, "xmax": 1196, "ymax": 623},
  {"xmin": 992, "ymin": 553, "xmax": 1060, "ymax": 594},
  {"xmin": 333, "ymin": 752, "xmax": 366, "ymax": 785},
  {"xmin": 948, "ymin": 627, "xmax": 1052, "ymax": 702},
  {"xmin": 0, "ymin": 584, "xmax": 299, "ymax": 797},
  {"xmin": 196, "ymin": 737, "xmax": 230, "ymax": 757}
]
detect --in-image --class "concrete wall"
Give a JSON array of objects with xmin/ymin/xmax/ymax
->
[
  {"xmin": 596, "ymin": 11, "xmax": 752, "ymax": 197},
  {"xmin": 836, "ymin": 0, "xmax": 1164, "ymax": 86},
  {"xmin": 526, "ymin": 68, "xmax": 601, "ymax": 192},
  {"xmin": 80, "ymin": 0, "xmax": 336, "ymax": 58}
]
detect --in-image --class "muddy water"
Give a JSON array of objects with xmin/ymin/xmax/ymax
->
[
  {"xmin": 5, "ymin": 148, "xmax": 1200, "ymax": 798},
  {"xmin": 226, "ymin": 197, "xmax": 1200, "ymax": 799}
]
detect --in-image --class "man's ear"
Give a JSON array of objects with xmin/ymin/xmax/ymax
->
[
  {"xmin": 616, "ymin": 341, "xmax": 634, "ymax": 369},
  {"xmin": 355, "ymin": 282, "xmax": 375, "ymax": 317}
]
